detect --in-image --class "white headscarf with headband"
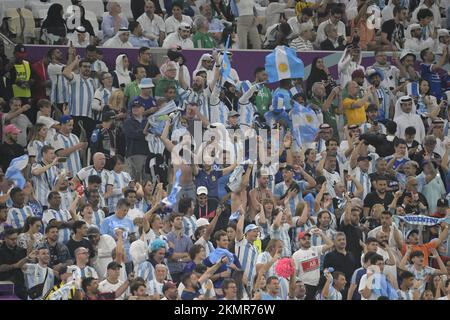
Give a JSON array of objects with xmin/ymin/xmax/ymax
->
[{"xmin": 114, "ymin": 54, "xmax": 131, "ymax": 87}]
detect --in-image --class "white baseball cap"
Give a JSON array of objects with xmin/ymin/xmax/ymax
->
[
  {"xmin": 196, "ymin": 218, "xmax": 210, "ymax": 228},
  {"xmin": 197, "ymin": 186, "xmax": 208, "ymax": 195}
]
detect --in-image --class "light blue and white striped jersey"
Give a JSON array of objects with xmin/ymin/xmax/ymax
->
[
  {"xmin": 68, "ymin": 265, "xmax": 98, "ymax": 282},
  {"xmin": 27, "ymin": 140, "xmax": 51, "ymax": 163},
  {"xmin": 255, "ymin": 251, "xmax": 276, "ymax": 279},
  {"xmin": 109, "ymin": 171, "xmax": 133, "ymax": 213},
  {"xmin": 239, "ymin": 102, "xmax": 256, "ymax": 129},
  {"xmin": 7, "ymin": 206, "xmax": 34, "ymax": 229},
  {"xmin": 209, "ymin": 87, "xmax": 229, "ymax": 125},
  {"xmin": 235, "ymin": 237, "xmax": 259, "ymax": 291},
  {"xmin": 31, "ymin": 162, "xmax": 59, "ymax": 207},
  {"xmin": 349, "ymin": 167, "xmax": 371, "ymax": 200},
  {"xmin": 76, "ymin": 166, "xmax": 113, "ymax": 196},
  {"xmin": 375, "ymin": 88, "xmax": 391, "ymax": 121},
  {"xmin": 68, "ymin": 73, "xmax": 96, "ymax": 118},
  {"xmin": 269, "ymin": 223, "xmax": 292, "ymax": 257},
  {"xmin": 278, "ymin": 276, "xmax": 289, "ymax": 300},
  {"xmin": 92, "ymin": 209, "xmax": 106, "ymax": 228},
  {"xmin": 178, "ymin": 87, "xmax": 210, "ymax": 120},
  {"xmin": 23, "ymin": 263, "xmax": 55, "ymax": 300},
  {"xmin": 137, "ymin": 260, "xmax": 156, "ymax": 285},
  {"xmin": 90, "ymin": 59, "xmax": 109, "ymax": 88},
  {"xmin": 48, "ymin": 63, "xmax": 70, "ymax": 104},
  {"xmin": 183, "ymin": 215, "xmax": 197, "ymax": 238},
  {"xmin": 92, "ymin": 87, "xmax": 112, "ymax": 122},
  {"xmin": 59, "ymin": 190, "xmax": 75, "ymax": 212},
  {"xmin": 396, "ymin": 289, "xmax": 414, "ymax": 300},
  {"xmin": 319, "ymin": 283, "xmax": 342, "ymax": 300},
  {"xmin": 51, "ymin": 132, "xmax": 82, "ymax": 175},
  {"xmin": 194, "ymin": 237, "xmax": 215, "ymax": 257},
  {"xmin": 274, "ymin": 180, "xmax": 308, "ymax": 214},
  {"xmin": 42, "ymin": 209, "xmax": 72, "ymax": 244}
]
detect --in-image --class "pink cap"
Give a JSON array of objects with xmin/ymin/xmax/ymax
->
[{"xmin": 3, "ymin": 124, "xmax": 21, "ymax": 135}]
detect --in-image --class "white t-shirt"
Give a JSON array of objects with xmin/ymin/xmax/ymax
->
[
  {"xmin": 92, "ymin": 234, "xmax": 117, "ymax": 280},
  {"xmin": 292, "ymin": 246, "xmax": 324, "ymax": 286},
  {"xmin": 358, "ymin": 274, "xmax": 379, "ymax": 300},
  {"xmin": 98, "ymin": 278, "xmax": 126, "ymax": 300}
]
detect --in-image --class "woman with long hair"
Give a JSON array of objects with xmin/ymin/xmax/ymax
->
[
  {"xmin": 27, "ymin": 123, "xmax": 50, "ymax": 164},
  {"xmin": 17, "ymin": 216, "xmax": 44, "ymax": 252},
  {"xmin": 40, "ymin": 3, "xmax": 67, "ymax": 44},
  {"xmin": 255, "ymin": 199, "xmax": 276, "ymax": 250}
]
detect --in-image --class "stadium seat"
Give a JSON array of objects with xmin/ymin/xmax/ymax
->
[{"xmin": 82, "ymin": 0, "xmax": 105, "ymax": 19}]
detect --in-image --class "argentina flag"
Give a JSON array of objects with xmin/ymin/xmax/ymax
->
[
  {"xmin": 290, "ymin": 102, "xmax": 319, "ymax": 145},
  {"xmin": 406, "ymin": 82, "xmax": 419, "ymax": 97},
  {"xmin": 5, "ymin": 154, "xmax": 29, "ymax": 189},
  {"xmin": 162, "ymin": 169, "xmax": 182, "ymax": 207},
  {"xmin": 265, "ymin": 46, "xmax": 304, "ymax": 83},
  {"xmin": 221, "ymin": 35, "xmax": 231, "ymax": 78}
]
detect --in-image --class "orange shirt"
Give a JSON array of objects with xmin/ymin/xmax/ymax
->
[
  {"xmin": 350, "ymin": 21, "xmax": 375, "ymax": 50},
  {"xmin": 401, "ymin": 241, "xmax": 438, "ymax": 266}
]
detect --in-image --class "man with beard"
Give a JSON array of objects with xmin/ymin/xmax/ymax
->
[
  {"xmin": 339, "ymin": 200, "xmax": 364, "ymax": 267},
  {"xmin": 323, "ymin": 232, "xmax": 357, "ymax": 297},
  {"xmin": 162, "ymin": 23, "xmax": 194, "ymax": 49},
  {"xmin": 0, "ymin": 124, "xmax": 25, "ymax": 172},
  {"xmin": 292, "ymin": 229, "xmax": 334, "ymax": 300},
  {"xmin": 365, "ymin": 67, "xmax": 392, "ymax": 122},
  {"xmin": 249, "ymin": 170, "xmax": 276, "ymax": 217},
  {"xmin": 419, "ymin": 46, "xmax": 448, "ymax": 101},
  {"xmin": 178, "ymin": 64, "xmax": 212, "ymax": 121},
  {"xmin": 381, "ymin": 6, "xmax": 407, "ymax": 51},
  {"xmin": 317, "ymin": 153, "xmax": 342, "ymax": 198},
  {"xmin": 363, "ymin": 176, "xmax": 394, "ymax": 217}
]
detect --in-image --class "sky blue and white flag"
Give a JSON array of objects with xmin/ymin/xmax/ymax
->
[
  {"xmin": 290, "ymin": 102, "xmax": 319, "ymax": 145},
  {"xmin": 397, "ymin": 215, "xmax": 445, "ymax": 226},
  {"xmin": 208, "ymin": 247, "xmax": 234, "ymax": 266},
  {"xmin": 220, "ymin": 35, "xmax": 232, "ymax": 82},
  {"xmin": 5, "ymin": 154, "xmax": 29, "ymax": 189},
  {"xmin": 265, "ymin": 46, "xmax": 304, "ymax": 83},
  {"xmin": 147, "ymin": 100, "xmax": 180, "ymax": 135},
  {"xmin": 371, "ymin": 273, "xmax": 399, "ymax": 300},
  {"xmin": 162, "ymin": 169, "xmax": 182, "ymax": 207},
  {"xmin": 407, "ymin": 82, "xmax": 419, "ymax": 97}
]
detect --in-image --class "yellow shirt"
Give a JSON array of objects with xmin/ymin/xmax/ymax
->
[{"xmin": 343, "ymin": 97, "xmax": 367, "ymax": 125}]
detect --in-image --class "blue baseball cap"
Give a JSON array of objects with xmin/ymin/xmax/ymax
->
[
  {"xmin": 60, "ymin": 115, "xmax": 73, "ymax": 124},
  {"xmin": 150, "ymin": 238, "xmax": 166, "ymax": 252},
  {"xmin": 244, "ymin": 224, "xmax": 259, "ymax": 234}
]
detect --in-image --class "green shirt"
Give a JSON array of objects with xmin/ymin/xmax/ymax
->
[
  {"xmin": 254, "ymin": 85, "xmax": 272, "ymax": 115},
  {"xmin": 154, "ymin": 77, "xmax": 180, "ymax": 98},
  {"xmin": 124, "ymin": 81, "xmax": 141, "ymax": 104},
  {"xmin": 192, "ymin": 32, "xmax": 216, "ymax": 49}
]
